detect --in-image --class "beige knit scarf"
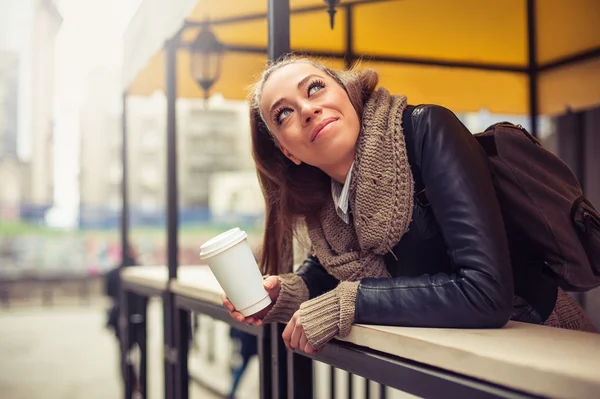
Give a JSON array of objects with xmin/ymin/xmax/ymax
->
[{"xmin": 306, "ymin": 87, "xmax": 414, "ymax": 282}]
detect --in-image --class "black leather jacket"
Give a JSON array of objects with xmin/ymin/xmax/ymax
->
[{"xmin": 296, "ymin": 105, "xmax": 517, "ymax": 328}]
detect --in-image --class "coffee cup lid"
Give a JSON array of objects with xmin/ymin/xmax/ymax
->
[{"xmin": 200, "ymin": 227, "xmax": 248, "ymax": 259}]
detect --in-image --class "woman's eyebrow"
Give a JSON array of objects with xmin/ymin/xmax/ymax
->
[
  {"xmin": 269, "ymin": 74, "xmax": 324, "ymax": 116},
  {"xmin": 296, "ymin": 73, "xmax": 321, "ymax": 90}
]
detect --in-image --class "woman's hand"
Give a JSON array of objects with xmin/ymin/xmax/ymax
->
[
  {"xmin": 221, "ymin": 275, "xmax": 280, "ymax": 326},
  {"xmin": 282, "ymin": 310, "xmax": 322, "ymax": 355}
]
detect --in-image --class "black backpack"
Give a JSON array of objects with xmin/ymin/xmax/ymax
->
[
  {"xmin": 405, "ymin": 107, "xmax": 600, "ymax": 292},
  {"xmin": 475, "ymin": 122, "xmax": 600, "ymax": 292}
]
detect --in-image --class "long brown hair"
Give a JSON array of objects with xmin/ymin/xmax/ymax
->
[{"xmin": 249, "ymin": 57, "xmax": 379, "ymax": 275}]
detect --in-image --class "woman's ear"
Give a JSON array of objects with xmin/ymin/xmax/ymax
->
[{"xmin": 279, "ymin": 146, "xmax": 302, "ymax": 165}]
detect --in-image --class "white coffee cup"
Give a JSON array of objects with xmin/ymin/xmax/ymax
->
[{"xmin": 199, "ymin": 227, "xmax": 271, "ymax": 317}]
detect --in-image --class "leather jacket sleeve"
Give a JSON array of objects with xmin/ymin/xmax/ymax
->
[
  {"xmin": 355, "ymin": 105, "xmax": 514, "ymax": 328},
  {"xmin": 296, "ymin": 255, "xmax": 340, "ymax": 299}
]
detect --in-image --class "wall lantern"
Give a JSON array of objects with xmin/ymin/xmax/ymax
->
[{"xmin": 189, "ymin": 22, "xmax": 225, "ymax": 101}]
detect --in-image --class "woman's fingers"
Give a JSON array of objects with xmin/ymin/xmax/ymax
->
[
  {"xmin": 222, "ymin": 294, "xmax": 250, "ymax": 323},
  {"xmin": 224, "ymin": 277, "xmax": 278, "ymax": 324},
  {"xmin": 223, "ymin": 275, "xmax": 281, "ymax": 325},
  {"xmin": 263, "ymin": 275, "xmax": 278, "ymax": 289},
  {"xmin": 282, "ymin": 318, "xmax": 295, "ymax": 350},
  {"xmin": 221, "ymin": 294, "xmax": 234, "ymax": 312},
  {"xmin": 304, "ymin": 343, "xmax": 314, "ymax": 354},
  {"xmin": 289, "ymin": 321, "xmax": 303, "ymax": 350},
  {"xmin": 230, "ymin": 310, "xmax": 245, "ymax": 323},
  {"xmin": 299, "ymin": 332, "xmax": 309, "ymax": 352},
  {"xmin": 222, "ymin": 294, "xmax": 241, "ymax": 322},
  {"xmin": 264, "ymin": 276, "xmax": 281, "ymax": 300},
  {"xmin": 223, "ymin": 294, "xmax": 266, "ymax": 325},
  {"xmin": 281, "ymin": 313, "xmax": 321, "ymax": 354}
]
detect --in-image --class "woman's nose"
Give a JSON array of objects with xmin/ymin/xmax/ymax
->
[{"xmin": 301, "ymin": 104, "xmax": 322, "ymax": 125}]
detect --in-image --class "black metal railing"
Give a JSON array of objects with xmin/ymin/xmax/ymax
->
[{"xmin": 120, "ymin": 279, "xmax": 539, "ymax": 399}]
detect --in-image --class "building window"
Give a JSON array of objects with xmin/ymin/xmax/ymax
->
[
  {"xmin": 141, "ymin": 128, "xmax": 160, "ymax": 151},
  {"xmin": 140, "ymin": 167, "xmax": 159, "ymax": 188}
]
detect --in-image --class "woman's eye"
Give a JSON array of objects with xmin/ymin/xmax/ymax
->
[
  {"xmin": 277, "ymin": 108, "xmax": 293, "ymax": 124},
  {"xmin": 308, "ymin": 81, "xmax": 325, "ymax": 97}
]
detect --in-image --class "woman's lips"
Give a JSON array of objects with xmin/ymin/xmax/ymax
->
[{"xmin": 311, "ymin": 118, "xmax": 338, "ymax": 142}]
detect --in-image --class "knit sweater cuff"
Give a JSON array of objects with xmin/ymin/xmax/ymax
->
[
  {"xmin": 263, "ymin": 274, "xmax": 309, "ymax": 324},
  {"xmin": 299, "ymin": 281, "xmax": 360, "ymax": 349}
]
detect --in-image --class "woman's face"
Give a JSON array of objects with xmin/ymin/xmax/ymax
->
[{"xmin": 259, "ymin": 62, "xmax": 360, "ymax": 175}]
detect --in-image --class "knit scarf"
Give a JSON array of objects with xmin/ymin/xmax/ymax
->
[{"xmin": 306, "ymin": 88, "xmax": 414, "ymax": 281}]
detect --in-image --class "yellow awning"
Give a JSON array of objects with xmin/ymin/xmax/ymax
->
[{"xmin": 125, "ymin": 0, "xmax": 600, "ymax": 115}]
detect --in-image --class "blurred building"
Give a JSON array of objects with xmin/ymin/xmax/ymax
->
[
  {"xmin": 209, "ymin": 171, "xmax": 264, "ymax": 226},
  {"xmin": 78, "ymin": 82, "xmax": 256, "ymax": 228},
  {"xmin": 0, "ymin": 156, "xmax": 30, "ymax": 221},
  {"xmin": 176, "ymin": 96, "xmax": 254, "ymax": 211},
  {"xmin": 0, "ymin": 51, "xmax": 28, "ymax": 220},
  {"xmin": 0, "ymin": 51, "xmax": 19, "ymax": 159},
  {"xmin": 0, "ymin": 0, "xmax": 62, "ymax": 221},
  {"xmin": 78, "ymin": 67, "xmax": 123, "ymax": 228}
]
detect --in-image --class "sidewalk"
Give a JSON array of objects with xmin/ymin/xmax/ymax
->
[{"xmin": 0, "ymin": 302, "xmax": 224, "ymax": 399}]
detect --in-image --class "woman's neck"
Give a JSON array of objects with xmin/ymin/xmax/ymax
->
[{"xmin": 323, "ymin": 152, "xmax": 355, "ymax": 184}]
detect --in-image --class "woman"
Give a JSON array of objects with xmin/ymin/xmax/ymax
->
[{"xmin": 222, "ymin": 57, "xmax": 596, "ymax": 355}]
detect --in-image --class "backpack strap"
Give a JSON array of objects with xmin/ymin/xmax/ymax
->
[{"xmin": 402, "ymin": 105, "xmax": 430, "ymax": 207}]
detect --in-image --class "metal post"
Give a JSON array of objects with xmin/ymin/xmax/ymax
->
[
  {"xmin": 163, "ymin": 293, "xmax": 175, "ymax": 399},
  {"xmin": 266, "ymin": 3, "xmax": 291, "ymax": 396},
  {"xmin": 287, "ymin": 350, "xmax": 313, "ymax": 398},
  {"xmin": 330, "ymin": 366, "xmax": 336, "ymax": 398},
  {"xmin": 258, "ymin": 326, "xmax": 273, "ymax": 398},
  {"xmin": 344, "ymin": 5, "xmax": 354, "ymax": 69},
  {"xmin": 174, "ymin": 307, "xmax": 190, "ymax": 399},
  {"xmin": 121, "ymin": 91, "xmax": 130, "ymax": 267},
  {"xmin": 166, "ymin": 38, "xmax": 179, "ymax": 281},
  {"xmin": 271, "ymin": 323, "xmax": 288, "ymax": 397},
  {"xmin": 119, "ymin": 91, "xmax": 133, "ymax": 398},
  {"xmin": 267, "ymin": 0, "xmax": 291, "ymax": 60},
  {"xmin": 164, "ymin": 35, "xmax": 179, "ymax": 399},
  {"xmin": 136, "ymin": 297, "xmax": 148, "ymax": 399},
  {"xmin": 526, "ymin": 0, "xmax": 539, "ymax": 138},
  {"xmin": 380, "ymin": 384, "xmax": 387, "ymax": 399},
  {"xmin": 120, "ymin": 289, "xmax": 133, "ymax": 399},
  {"xmin": 348, "ymin": 372, "xmax": 353, "ymax": 399}
]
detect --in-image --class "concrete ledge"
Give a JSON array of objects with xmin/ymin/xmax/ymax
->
[{"xmin": 121, "ymin": 265, "xmax": 600, "ymax": 399}]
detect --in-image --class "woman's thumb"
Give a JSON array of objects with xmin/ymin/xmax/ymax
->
[{"xmin": 264, "ymin": 276, "xmax": 278, "ymax": 290}]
